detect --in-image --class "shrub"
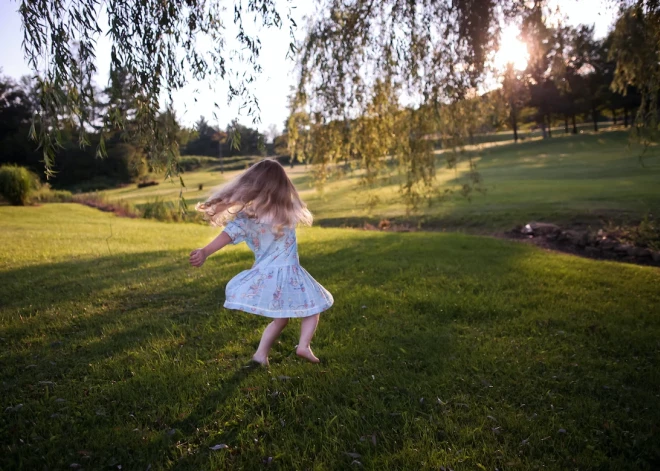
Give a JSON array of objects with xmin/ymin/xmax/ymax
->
[
  {"xmin": 141, "ymin": 198, "xmax": 177, "ymax": 222},
  {"xmin": 72, "ymin": 192, "xmax": 141, "ymax": 218},
  {"xmin": 0, "ymin": 164, "xmax": 40, "ymax": 205},
  {"xmin": 179, "ymin": 156, "xmax": 217, "ymax": 172},
  {"xmin": 140, "ymin": 198, "xmax": 206, "ymax": 224},
  {"xmin": 32, "ymin": 184, "xmax": 73, "ymax": 203}
]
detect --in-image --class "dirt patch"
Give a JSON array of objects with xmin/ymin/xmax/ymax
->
[
  {"xmin": 502, "ymin": 222, "xmax": 660, "ymax": 267},
  {"xmin": 346, "ymin": 218, "xmax": 660, "ymax": 268}
]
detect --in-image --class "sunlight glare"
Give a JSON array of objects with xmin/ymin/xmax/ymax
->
[{"xmin": 494, "ymin": 25, "xmax": 529, "ymax": 71}]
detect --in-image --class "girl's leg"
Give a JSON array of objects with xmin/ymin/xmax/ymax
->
[
  {"xmin": 296, "ymin": 314, "xmax": 320, "ymax": 363},
  {"xmin": 253, "ymin": 318, "xmax": 289, "ymax": 366}
]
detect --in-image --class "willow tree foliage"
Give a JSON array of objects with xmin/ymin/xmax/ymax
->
[
  {"xmin": 610, "ymin": 1, "xmax": 660, "ymax": 144},
  {"xmin": 19, "ymin": 0, "xmax": 294, "ymax": 179},
  {"xmin": 287, "ymin": 0, "xmax": 533, "ymax": 208}
]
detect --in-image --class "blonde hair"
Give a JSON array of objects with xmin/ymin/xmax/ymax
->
[{"xmin": 196, "ymin": 159, "xmax": 313, "ymax": 228}]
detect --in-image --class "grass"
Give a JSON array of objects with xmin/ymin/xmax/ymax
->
[
  {"xmin": 1, "ymin": 204, "xmax": 659, "ymax": 470},
  {"xmin": 299, "ymin": 129, "xmax": 660, "ymax": 231},
  {"xmin": 100, "ymin": 129, "xmax": 660, "ymax": 233}
]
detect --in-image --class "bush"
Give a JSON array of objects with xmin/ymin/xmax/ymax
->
[
  {"xmin": 141, "ymin": 198, "xmax": 177, "ymax": 221},
  {"xmin": 179, "ymin": 156, "xmax": 217, "ymax": 172},
  {"xmin": 32, "ymin": 184, "xmax": 73, "ymax": 203},
  {"xmin": 137, "ymin": 180, "xmax": 159, "ymax": 188},
  {"xmin": 140, "ymin": 198, "xmax": 205, "ymax": 224},
  {"xmin": 72, "ymin": 192, "xmax": 141, "ymax": 218},
  {"xmin": 0, "ymin": 164, "xmax": 40, "ymax": 205}
]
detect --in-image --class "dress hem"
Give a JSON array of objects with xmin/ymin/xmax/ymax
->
[{"xmin": 223, "ymin": 300, "xmax": 333, "ymax": 318}]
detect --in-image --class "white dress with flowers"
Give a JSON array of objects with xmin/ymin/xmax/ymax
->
[{"xmin": 222, "ymin": 213, "xmax": 334, "ymax": 318}]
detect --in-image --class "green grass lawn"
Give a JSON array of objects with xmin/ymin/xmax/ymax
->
[
  {"xmin": 300, "ymin": 130, "xmax": 660, "ymax": 231},
  {"xmin": 1, "ymin": 204, "xmax": 659, "ymax": 470},
  {"xmin": 102, "ymin": 129, "xmax": 660, "ymax": 232}
]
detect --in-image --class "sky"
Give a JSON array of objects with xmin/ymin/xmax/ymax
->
[{"xmin": 0, "ymin": 0, "xmax": 617, "ymax": 135}]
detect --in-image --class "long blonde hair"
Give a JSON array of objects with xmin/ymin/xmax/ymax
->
[{"xmin": 196, "ymin": 159, "xmax": 313, "ymax": 228}]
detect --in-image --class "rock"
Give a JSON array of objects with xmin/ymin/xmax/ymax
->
[
  {"xmin": 631, "ymin": 247, "xmax": 652, "ymax": 258},
  {"xmin": 561, "ymin": 230, "xmax": 587, "ymax": 246},
  {"xmin": 522, "ymin": 222, "xmax": 561, "ymax": 236},
  {"xmin": 585, "ymin": 246, "xmax": 600, "ymax": 257},
  {"xmin": 614, "ymin": 243, "xmax": 633, "ymax": 254},
  {"xmin": 599, "ymin": 239, "xmax": 617, "ymax": 251}
]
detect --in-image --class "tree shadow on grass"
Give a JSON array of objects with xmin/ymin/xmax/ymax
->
[{"xmin": 2, "ymin": 232, "xmax": 658, "ymax": 469}]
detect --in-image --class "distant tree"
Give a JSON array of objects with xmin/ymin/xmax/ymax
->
[
  {"xmin": 0, "ymin": 75, "xmax": 32, "ymax": 141},
  {"xmin": 569, "ymin": 25, "xmax": 608, "ymax": 132},
  {"xmin": 273, "ymin": 133, "xmax": 289, "ymax": 157},
  {"xmin": 501, "ymin": 63, "xmax": 528, "ymax": 142},
  {"xmin": 0, "ymin": 74, "xmax": 41, "ymax": 171},
  {"xmin": 521, "ymin": 4, "xmax": 558, "ymax": 138},
  {"xmin": 184, "ymin": 116, "xmax": 218, "ymax": 157},
  {"xmin": 266, "ymin": 124, "xmax": 280, "ymax": 144}
]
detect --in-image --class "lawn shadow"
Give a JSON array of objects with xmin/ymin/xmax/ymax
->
[{"xmin": 4, "ymin": 231, "xmax": 656, "ymax": 469}]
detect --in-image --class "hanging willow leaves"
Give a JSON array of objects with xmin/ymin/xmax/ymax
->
[
  {"xmin": 288, "ymin": 0, "xmax": 529, "ymax": 209},
  {"xmin": 19, "ymin": 0, "xmax": 294, "ymax": 178},
  {"xmin": 609, "ymin": 1, "xmax": 660, "ymax": 146}
]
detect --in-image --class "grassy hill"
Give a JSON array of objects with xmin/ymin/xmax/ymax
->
[
  {"xmin": 101, "ymin": 129, "xmax": 660, "ymax": 232},
  {"xmin": 1, "ymin": 204, "xmax": 659, "ymax": 470}
]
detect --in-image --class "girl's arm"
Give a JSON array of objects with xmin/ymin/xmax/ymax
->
[{"xmin": 189, "ymin": 231, "xmax": 232, "ymax": 267}]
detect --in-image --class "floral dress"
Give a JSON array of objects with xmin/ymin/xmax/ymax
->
[{"xmin": 222, "ymin": 213, "xmax": 334, "ymax": 318}]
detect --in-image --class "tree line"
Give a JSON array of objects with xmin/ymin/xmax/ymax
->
[
  {"xmin": 498, "ymin": 21, "xmax": 642, "ymax": 143},
  {"xmin": 0, "ymin": 66, "xmax": 273, "ymax": 190}
]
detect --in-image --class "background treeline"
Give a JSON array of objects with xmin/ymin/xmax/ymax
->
[
  {"xmin": 0, "ymin": 67, "xmax": 278, "ymax": 191},
  {"xmin": 0, "ymin": 14, "xmax": 649, "ymax": 191}
]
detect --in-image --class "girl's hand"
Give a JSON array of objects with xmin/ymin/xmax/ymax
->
[{"xmin": 189, "ymin": 248, "xmax": 207, "ymax": 267}]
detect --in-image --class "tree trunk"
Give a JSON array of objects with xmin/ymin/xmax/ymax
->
[
  {"xmin": 511, "ymin": 103, "xmax": 518, "ymax": 143},
  {"xmin": 564, "ymin": 115, "xmax": 569, "ymax": 134},
  {"xmin": 624, "ymin": 107, "xmax": 629, "ymax": 127},
  {"xmin": 218, "ymin": 139, "xmax": 224, "ymax": 174},
  {"xmin": 592, "ymin": 105, "xmax": 599, "ymax": 132},
  {"xmin": 540, "ymin": 122, "xmax": 547, "ymax": 139},
  {"xmin": 547, "ymin": 115, "xmax": 552, "ymax": 138},
  {"xmin": 572, "ymin": 114, "xmax": 578, "ymax": 134},
  {"xmin": 611, "ymin": 107, "xmax": 617, "ymax": 125}
]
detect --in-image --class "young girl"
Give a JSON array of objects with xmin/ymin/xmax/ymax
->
[{"xmin": 189, "ymin": 159, "xmax": 333, "ymax": 366}]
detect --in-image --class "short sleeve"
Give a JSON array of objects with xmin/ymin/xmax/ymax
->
[{"xmin": 223, "ymin": 215, "xmax": 249, "ymax": 245}]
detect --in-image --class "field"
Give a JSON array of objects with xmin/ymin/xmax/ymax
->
[
  {"xmin": 101, "ymin": 130, "xmax": 660, "ymax": 233},
  {"xmin": 1, "ymin": 204, "xmax": 659, "ymax": 470}
]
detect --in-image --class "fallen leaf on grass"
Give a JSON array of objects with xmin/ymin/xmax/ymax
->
[
  {"xmin": 351, "ymin": 460, "xmax": 363, "ymax": 467},
  {"xmin": 345, "ymin": 452, "xmax": 361, "ymax": 459},
  {"xmin": 209, "ymin": 444, "xmax": 228, "ymax": 450}
]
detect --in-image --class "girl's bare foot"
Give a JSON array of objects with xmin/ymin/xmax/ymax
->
[
  {"xmin": 251, "ymin": 354, "xmax": 269, "ymax": 366},
  {"xmin": 296, "ymin": 345, "xmax": 320, "ymax": 363}
]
